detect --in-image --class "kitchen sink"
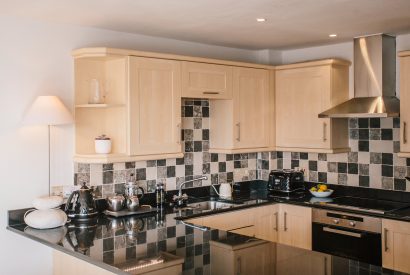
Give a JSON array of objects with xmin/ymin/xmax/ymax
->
[
  {"xmin": 186, "ymin": 201, "xmax": 239, "ymax": 211},
  {"xmin": 242, "ymin": 199, "xmax": 269, "ymax": 205}
]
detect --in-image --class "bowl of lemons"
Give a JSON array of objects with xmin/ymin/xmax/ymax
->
[{"xmin": 309, "ymin": 184, "xmax": 333, "ymax": 198}]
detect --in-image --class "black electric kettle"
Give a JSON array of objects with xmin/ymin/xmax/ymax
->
[{"xmin": 65, "ymin": 182, "xmax": 98, "ymax": 220}]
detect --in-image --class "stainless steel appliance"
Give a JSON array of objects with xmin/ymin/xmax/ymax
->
[
  {"xmin": 267, "ymin": 169, "xmax": 304, "ymax": 193},
  {"xmin": 65, "ymin": 183, "xmax": 98, "ymax": 220},
  {"xmin": 319, "ymin": 34, "xmax": 399, "ymax": 118},
  {"xmin": 312, "ymin": 208, "xmax": 382, "ymax": 265},
  {"xmin": 309, "ymin": 196, "xmax": 410, "ymax": 214}
]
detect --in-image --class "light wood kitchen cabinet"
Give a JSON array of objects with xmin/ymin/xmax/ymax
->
[
  {"xmin": 398, "ymin": 51, "xmax": 410, "ymax": 157},
  {"xmin": 276, "ymin": 244, "xmax": 331, "ymax": 275},
  {"xmin": 128, "ymin": 56, "xmax": 182, "ymax": 156},
  {"xmin": 73, "ymin": 51, "xmax": 184, "ymax": 163},
  {"xmin": 254, "ymin": 204, "xmax": 279, "ymax": 242},
  {"xmin": 275, "ymin": 59, "xmax": 350, "ymax": 153},
  {"xmin": 210, "ymin": 67, "xmax": 272, "ymax": 153},
  {"xmin": 382, "ymin": 219, "xmax": 410, "ymax": 273},
  {"xmin": 210, "ymin": 239, "xmax": 276, "ymax": 275},
  {"xmin": 201, "ymin": 208, "xmax": 256, "ymax": 237},
  {"xmin": 278, "ymin": 204, "xmax": 312, "ymax": 250},
  {"xmin": 182, "ymin": 61, "xmax": 233, "ymax": 99}
]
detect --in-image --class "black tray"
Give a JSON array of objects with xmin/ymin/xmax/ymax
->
[{"xmin": 104, "ymin": 205, "xmax": 157, "ymax": 217}]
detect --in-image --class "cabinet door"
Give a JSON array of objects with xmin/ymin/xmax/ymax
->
[
  {"xmin": 255, "ymin": 205, "xmax": 279, "ymax": 242},
  {"xmin": 278, "ymin": 204, "xmax": 312, "ymax": 250},
  {"xmin": 201, "ymin": 208, "xmax": 254, "ymax": 232},
  {"xmin": 234, "ymin": 243, "xmax": 276, "ymax": 275},
  {"xmin": 400, "ymin": 56, "xmax": 410, "ymax": 153},
  {"xmin": 276, "ymin": 66, "xmax": 331, "ymax": 149},
  {"xmin": 129, "ymin": 57, "xmax": 182, "ymax": 155},
  {"xmin": 382, "ymin": 219, "xmax": 410, "ymax": 273},
  {"xmin": 276, "ymin": 244, "xmax": 331, "ymax": 275},
  {"xmin": 182, "ymin": 61, "xmax": 233, "ymax": 99},
  {"xmin": 233, "ymin": 67, "xmax": 269, "ymax": 149}
]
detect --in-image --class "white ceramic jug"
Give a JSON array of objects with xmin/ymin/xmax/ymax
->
[{"xmin": 219, "ymin": 182, "xmax": 233, "ymax": 199}]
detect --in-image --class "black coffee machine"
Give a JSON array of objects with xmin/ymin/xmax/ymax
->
[{"xmin": 268, "ymin": 169, "xmax": 305, "ymax": 196}]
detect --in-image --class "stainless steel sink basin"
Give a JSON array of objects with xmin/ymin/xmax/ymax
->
[
  {"xmin": 186, "ymin": 201, "xmax": 238, "ymax": 211},
  {"xmin": 242, "ymin": 199, "xmax": 269, "ymax": 205}
]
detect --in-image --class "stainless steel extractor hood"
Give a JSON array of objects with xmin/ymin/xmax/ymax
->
[{"xmin": 319, "ymin": 34, "xmax": 399, "ymax": 118}]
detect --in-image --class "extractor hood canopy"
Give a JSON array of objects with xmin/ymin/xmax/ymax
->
[{"xmin": 319, "ymin": 34, "xmax": 399, "ymax": 118}]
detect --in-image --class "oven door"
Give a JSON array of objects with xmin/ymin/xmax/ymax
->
[{"xmin": 312, "ymin": 222, "xmax": 381, "ymax": 266}]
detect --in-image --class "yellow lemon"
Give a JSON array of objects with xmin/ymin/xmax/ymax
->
[
  {"xmin": 319, "ymin": 185, "xmax": 328, "ymax": 191},
  {"xmin": 310, "ymin": 187, "xmax": 317, "ymax": 192},
  {"xmin": 317, "ymin": 189, "xmax": 324, "ymax": 192}
]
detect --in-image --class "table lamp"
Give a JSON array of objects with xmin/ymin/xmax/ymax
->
[{"xmin": 22, "ymin": 96, "xmax": 73, "ymax": 195}]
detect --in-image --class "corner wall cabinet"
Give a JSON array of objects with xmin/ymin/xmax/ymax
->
[
  {"xmin": 382, "ymin": 219, "xmax": 410, "ymax": 273},
  {"xmin": 275, "ymin": 59, "xmax": 351, "ymax": 153},
  {"xmin": 398, "ymin": 51, "xmax": 410, "ymax": 157},
  {"xmin": 73, "ymin": 51, "xmax": 183, "ymax": 163}
]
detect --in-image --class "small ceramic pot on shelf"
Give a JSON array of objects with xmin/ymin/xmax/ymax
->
[{"xmin": 95, "ymin": 134, "xmax": 112, "ymax": 154}]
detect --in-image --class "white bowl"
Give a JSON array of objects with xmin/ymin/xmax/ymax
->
[{"xmin": 309, "ymin": 189, "xmax": 334, "ymax": 198}]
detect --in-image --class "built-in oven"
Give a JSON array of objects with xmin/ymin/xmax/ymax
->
[{"xmin": 312, "ymin": 208, "xmax": 382, "ymax": 266}]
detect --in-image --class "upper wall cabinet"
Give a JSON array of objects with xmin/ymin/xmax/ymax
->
[
  {"xmin": 128, "ymin": 57, "xmax": 182, "ymax": 156},
  {"xmin": 275, "ymin": 59, "xmax": 351, "ymax": 153},
  {"xmin": 73, "ymin": 52, "xmax": 183, "ymax": 163},
  {"xmin": 210, "ymin": 67, "xmax": 273, "ymax": 153},
  {"xmin": 398, "ymin": 51, "xmax": 410, "ymax": 157},
  {"xmin": 182, "ymin": 62, "xmax": 233, "ymax": 99}
]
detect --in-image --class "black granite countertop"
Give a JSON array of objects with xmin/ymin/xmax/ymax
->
[{"xmin": 7, "ymin": 180, "xmax": 410, "ymax": 275}]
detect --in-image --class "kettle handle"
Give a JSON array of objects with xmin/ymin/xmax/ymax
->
[
  {"xmin": 137, "ymin": 186, "xmax": 144, "ymax": 199},
  {"xmin": 64, "ymin": 190, "xmax": 78, "ymax": 212}
]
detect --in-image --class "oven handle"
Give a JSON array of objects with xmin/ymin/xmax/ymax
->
[{"xmin": 323, "ymin": 226, "xmax": 363, "ymax": 238}]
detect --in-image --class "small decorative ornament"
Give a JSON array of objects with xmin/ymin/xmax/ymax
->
[
  {"xmin": 24, "ymin": 195, "xmax": 67, "ymax": 229},
  {"xmin": 95, "ymin": 134, "xmax": 112, "ymax": 154}
]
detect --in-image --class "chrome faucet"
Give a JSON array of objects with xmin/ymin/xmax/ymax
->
[{"xmin": 173, "ymin": 176, "xmax": 208, "ymax": 206}]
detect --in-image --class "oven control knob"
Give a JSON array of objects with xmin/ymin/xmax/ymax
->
[
  {"xmin": 333, "ymin": 219, "xmax": 339, "ymax": 224},
  {"xmin": 349, "ymin": 221, "xmax": 356, "ymax": 227}
]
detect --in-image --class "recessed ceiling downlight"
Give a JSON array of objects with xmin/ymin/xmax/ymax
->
[
  {"xmin": 329, "ymin": 34, "xmax": 337, "ymax": 38},
  {"xmin": 256, "ymin": 18, "xmax": 266, "ymax": 22}
]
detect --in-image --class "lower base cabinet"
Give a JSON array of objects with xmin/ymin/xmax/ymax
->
[
  {"xmin": 276, "ymin": 244, "xmax": 331, "ymax": 275},
  {"xmin": 53, "ymin": 250, "xmax": 183, "ymax": 275},
  {"xmin": 382, "ymin": 219, "xmax": 410, "ymax": 273},
  {"xmin": 210, "ymin": 240, "xmax": 276, "ymax": 275}
]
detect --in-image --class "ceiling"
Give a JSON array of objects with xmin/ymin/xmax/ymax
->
[{"xmin": 2, "ymin": 0, "xmax": 410, "ymax": 50}]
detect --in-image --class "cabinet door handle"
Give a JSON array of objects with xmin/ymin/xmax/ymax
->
[
  {"xmin": 323, "ymin": 122, "xmax": 327, "ymax": 142},
  {"xmin": 236, "ymin": 256, "xmax": 241, "ymax": 275},
  {"xmin": 274, "ymin": 212, "xmax": 278, "ymax": 231},
  {"xmin": 384, "ymin": 228, "xmax": 388, "ymax": 252},
  {"xmin": 236, "ymin": 123, "xmax": 241, "ymax": 142},
  {"xmin": 284, "ymin": 212, "xmax": 287, "ymax": 231},
  {"xmin": 324, "ymin": 257, "xmax": 328, "ymax": 275},
  {"xmin": 404, "ymin": 122, "xmax": 407, "ymax": 144},
  {"xmin": 177, "ymin": 123, "xmax": 181, "ymax": 145},
  {"xmin": 203, "ymin": 91, "xmax": 220, "ymax": 95}
]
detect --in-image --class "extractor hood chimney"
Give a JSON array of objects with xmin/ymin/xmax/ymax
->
[{"xmin": 319, "ymin": 34, "xmax": 399, "ymax": 118}]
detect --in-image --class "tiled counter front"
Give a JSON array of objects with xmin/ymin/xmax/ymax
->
[{"xmin": 259, "ymin": 118, "xmax": 410, "ymax": 192}]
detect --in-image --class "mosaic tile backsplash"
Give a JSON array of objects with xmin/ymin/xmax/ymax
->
[{"xmin": 66, "ymin": 100, "xmax": 410, "ymax": 198}]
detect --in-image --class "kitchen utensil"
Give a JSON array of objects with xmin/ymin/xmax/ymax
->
[
  {"xmin": 124, "ymin": 175, "xmax": 145, "ymax": 211},
  {"xmin": 95, "ymin": 135, "xmax": 111, "ymax": 154},
  {"xmin": 268, "ymin": 169, "xmax": 305, "ymax": 193},
  {"xmin": 106, "ymin": 194, "xmax": 126, "ymax": 212},
  {"xmin": 310, "ymin": 189, "xmax": 334, "ymax": 198},
  {"xmin": 219, "ymin": 182, "xmax": 233, "ymax": 199},
  {"xmin": 64, "ymin": 182, "xmax": 98, "ymax": 220},
  {"xmin": 104, "ymin": 205, "xmax": 156, "ymax": 218}
]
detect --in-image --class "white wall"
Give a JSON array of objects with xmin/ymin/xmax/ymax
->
[{"xmin": 0, "ymin": 15, "xmax": 270, "ymax": 275}]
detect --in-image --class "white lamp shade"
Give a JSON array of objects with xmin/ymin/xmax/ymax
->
[{"xmin": 22, "ymin": 96, "xmax": 73, "ymax": 126}]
